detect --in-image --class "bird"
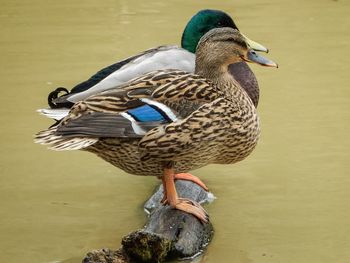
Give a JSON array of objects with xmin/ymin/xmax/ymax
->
[
  {"xmin": 35, "ymin": 28, "xmax": 278, "ymax": 222},
  {"xmin": 42, "ymin": 9, "xmax": 268, "ymax": 120}
]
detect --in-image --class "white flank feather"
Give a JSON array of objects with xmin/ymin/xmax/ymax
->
[
  {"xmin": 67, "ymin": 46, "xmax": 195, "ymax": 103},
  {"xmin": 37, "ymin": 108, "xmax": 70, "ymax": 120}
]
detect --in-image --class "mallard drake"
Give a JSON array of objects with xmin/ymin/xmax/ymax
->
[
  {"xmin": 43, "ymin": 9, "xmax": 268, "ymax": 119},
  {"xmin": 35, "ymin": 28, "xmax": 277, "ymax": 222}
]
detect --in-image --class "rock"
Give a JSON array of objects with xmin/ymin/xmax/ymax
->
[{"xmin": 83, "ymin": 180, "xmax": 214, "ymax": 263}]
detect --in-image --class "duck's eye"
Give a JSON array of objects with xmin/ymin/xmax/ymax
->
[{"xmin": 223, "ymin": 37, "xmax": 236, "ymax": 42}]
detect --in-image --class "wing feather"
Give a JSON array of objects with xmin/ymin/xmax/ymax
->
[
  {"xmin": 36, "ymin": 70, "xmax": 225, "ymax": 151},
  {"xmin": 56, "ymin": 112, "xmax": 165, "ymax": 138}
]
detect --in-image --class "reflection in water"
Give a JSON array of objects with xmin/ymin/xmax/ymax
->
[{"xmin": 1, "ymin": 0, "xmax": 350, "ymax": 262}]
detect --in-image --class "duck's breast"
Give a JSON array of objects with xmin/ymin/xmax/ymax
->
[{"xmin": 215, "ymin": 98, "xmax": 260, "ymax": 164}]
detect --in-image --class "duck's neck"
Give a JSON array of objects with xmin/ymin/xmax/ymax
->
[
  {"xmin": 195, "ymin": 61, "xmax": 259, "ymax": 107},
  {"xmin": 196, "ymin": 62, "xmax": 242, "ymax": 95},
  {"xmin": 195, "ymin": 57, "xmax": 228, "ymax": 81},
  {"xmin": 195, "ymin": 62, "xmax": 259, "ymax": 107}
]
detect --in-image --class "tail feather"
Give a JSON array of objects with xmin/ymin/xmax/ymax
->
[
  {"xmin": 37, "ymin": 108, "xmax": 70, "ymax": 120},
  {"xmin": 34, "ymin": 127, "xmax": 98, "ymax": 151}
]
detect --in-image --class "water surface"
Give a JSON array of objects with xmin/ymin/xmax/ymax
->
[{"xmin": 1, "ymin": 0, "xmax": 350, "ymax": 262}]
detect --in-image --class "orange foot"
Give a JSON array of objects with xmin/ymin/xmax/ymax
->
[
  {"xmin": 161, "ymin": 173, "xmax": 208, "ymax": 204},
  {"xmin": 161, "ymin": 168, "xmax": 209, "ymax": 223},
  {"xmin": 174, "ymin": 173, "xmax": 209, "ymax": 191},
  {"xmin": 173, "ymin": 198, "xmax": 209, "ymax": 223}
]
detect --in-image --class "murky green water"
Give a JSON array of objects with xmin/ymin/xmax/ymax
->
[{"xmin": 1, "ymin": 0, "xmax": 350, "ymax": 262}]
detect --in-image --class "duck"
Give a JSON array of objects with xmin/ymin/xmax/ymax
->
[
  {"xmin": 35, "ymin": 28, "xmax": 277, "ymax": 222},
  {"xmin": 42, "ymin": 9, "xmax": 268, "ymax": 120}
]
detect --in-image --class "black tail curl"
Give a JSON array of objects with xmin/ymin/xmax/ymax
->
[{"xmin": 47, "ymin": 87, "xmax": 72, "ymax": 108}]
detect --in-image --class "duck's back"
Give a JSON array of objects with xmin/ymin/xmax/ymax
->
[{"xmin": 64, "ymin": 46, "xmax": 195, "ymax": 104}]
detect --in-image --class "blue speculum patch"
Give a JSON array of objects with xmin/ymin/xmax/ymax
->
[{"xmin": 127, "ymin": 105, "xmax": 166, "ymax": 122}]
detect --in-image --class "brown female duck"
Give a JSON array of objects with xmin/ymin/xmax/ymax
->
[{"xmin": 35, "ymin": 28, "xmax": 277, "ymax": 222}]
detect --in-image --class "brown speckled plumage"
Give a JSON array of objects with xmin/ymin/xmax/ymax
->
[{"xmin": 35, "ymin": 28, "xmax": 272, "ymax": 178}]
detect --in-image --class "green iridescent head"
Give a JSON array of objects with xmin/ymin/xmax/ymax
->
[
  {"xmin": 181, "ymin": 9, "xmax": 239, "ymax": 53},
  {"xmin": 181, "ymin": 9, "xmax": 268, "ymax": 53}
]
